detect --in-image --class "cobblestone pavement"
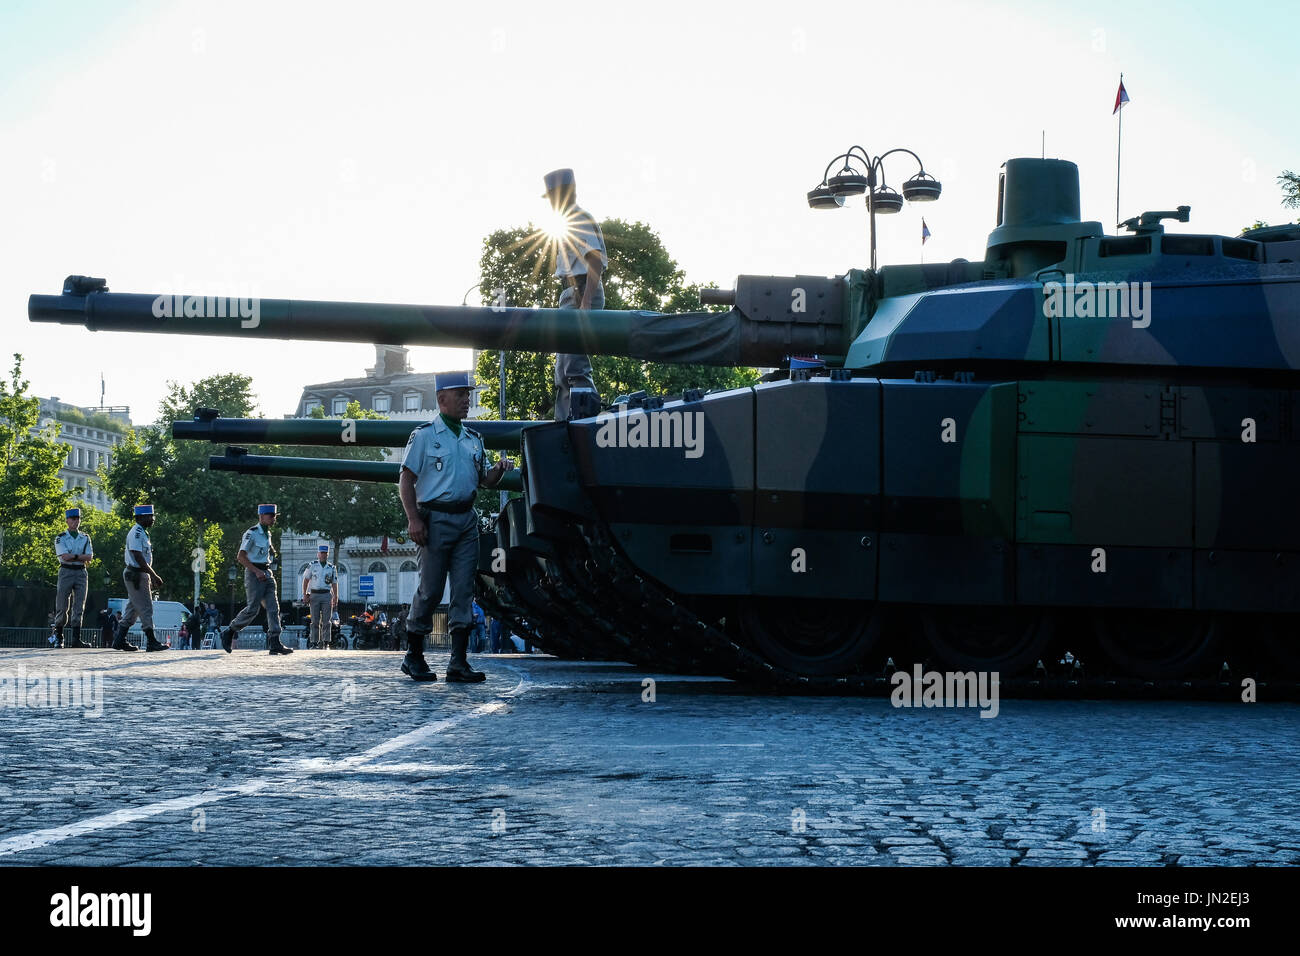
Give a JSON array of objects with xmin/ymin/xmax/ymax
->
[{"xmin": 0, "ymin": 647, "xmax": 1297, "ymax": 866}]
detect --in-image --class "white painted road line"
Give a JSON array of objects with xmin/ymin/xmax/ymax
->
[{"xmin": 0, "ymin": 669, "xmax": 529, "ymax": 858}]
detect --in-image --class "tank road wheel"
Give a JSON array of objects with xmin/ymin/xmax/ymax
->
[
  {"xmin": 921, "ymin": 606, "xmax": 1053, "ymax": 677},
  {"xmin": 1093, "ymin": 610, "xmax": 1222, "ymax": 680},
  {"xmin": 738, "ymin": 599, "xmax": 881, "ymax": 677}
]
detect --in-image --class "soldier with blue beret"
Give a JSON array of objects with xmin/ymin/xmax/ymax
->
[
  {"xmin": 51, "ymin": 507, "xmax": 94, "ymax": 648},
  {"xmin": 114, "ymin": 504, "xmax": 167, "ymax": 651},
  {"xmin": 397, "ymin": 371, "xmax": 512, "ymax": 682},
  {"xmin": 301, "ymin": 543, "xmax": 338, "ymax": 649},
  {"xmin": 544, "ymin": 168, "xmax": 607, "ymax": 420},
  {"xmin": 221, "ymin": 504, "xmax": 293, "ymax": 655}
]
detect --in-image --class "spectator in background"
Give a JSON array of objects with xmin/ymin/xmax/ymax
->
[
  {"xmin": 187, "ymin": 609, "xmax": 203, "ymax": 649},
  {"xmin": 470, "ymin": 600, "xmax": 487, "ymax": 652}
]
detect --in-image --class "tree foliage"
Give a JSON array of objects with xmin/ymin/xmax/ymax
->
[
  {"xmin": 276, "ymin": 400, "xmax": 405, "ymax": 557},
  {"xmin": 1280, "ymin": 170, "xmax": 1300, "ymax": 211},
  {"xmin": 473, "ymin": 218, "xmax": 758, "ymax": 421},
  {"xmin": 1244, "ymin": 170, "xmax": 1300, "ymax": 231},
  {"xmin": 0, "ymin": 355, "xmax": 72, "ymax": 583}
]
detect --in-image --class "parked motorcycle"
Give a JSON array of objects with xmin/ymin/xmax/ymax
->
[{"xmin": 350, "ymin": 615, "xmax": 397, "ymax": 650}]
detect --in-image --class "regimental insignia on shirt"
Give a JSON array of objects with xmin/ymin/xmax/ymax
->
[
  {"xmin": 435, "ymin": 458, "xmax": 443, "ymax": 471},
  {"xmin": 407, "ymin": 422, "xmax": 432, "ymax": 445}
]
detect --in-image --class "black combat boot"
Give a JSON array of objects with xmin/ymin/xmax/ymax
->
[
  {"xmin": 267, "ymin": 635, "xmax": 294, "ymax": 655},
  {"xmin": 111, "ymin": 623, "xmax": 138, "ymax": 652},
  {"xmin": 444, "ymin": 627, "xmax": 486, "ymax": 683},
  {"xmin": 401, "ymin": 633, "xmax": 437, "ymax": 682},
  {"xmin": 52, "ymin": 625, "xmax": 64, "ymax": 649},
  {"xmin": 220, "ymin": 628, "xmax": 236, "ymax": 653},
  {"xmin": 68, "ymin": 626, "xmax": 91, "ymax": 648},
  {"xmin": 144, "ymin": 627, "xmax": 168, "ymax": 652}
]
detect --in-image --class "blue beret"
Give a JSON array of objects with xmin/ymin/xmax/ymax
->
[
  {"xmin": 435, "ymin": 370, "xmax": 473, "ymax": 392},
  {"xmin": 66, "ymin": 508, "xmax": 81, "ymax": 518},
  {"xmin": 317, "ymin": 544, "xmax": 329, "ymax": 552},
  {"xmin": 542, "ymin": 168, "xmax": 575, "ymax": 196},
  {"xmin": 257, "ymin": 503, "xmax": 277, "ymax": 515},
  {"xmin": 133, "ymin": 504, "xmax": 154, "ymax": 516}
]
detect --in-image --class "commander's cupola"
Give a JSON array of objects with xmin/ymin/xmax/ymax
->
[{"xmin": 984, "ymin": 158, "xmax": 1104, "ymax": 277}]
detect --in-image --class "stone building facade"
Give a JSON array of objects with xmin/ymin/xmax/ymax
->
[{"xmin": 35, "ymin": 397, "xmax": 133, "ymax": 512}]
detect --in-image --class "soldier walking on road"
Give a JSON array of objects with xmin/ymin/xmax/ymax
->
[
  {"xmin": 51, "ymin": 507, "xmax": 93, "ymax": 648},
  {"xmin": 114, "ymin": 504, "xmax": 167, "ymax": 652},
  {"xmin": 221, "ymin": 504, "xmax": 293, "ymax": 656},
  {"xmin": 398, "ymin": 371, "xmax": 512, "ymax": 683},
  {"xmin": 544, "ymin": 168, "xmax": 608, "ymax": 420},
  {"xmin": 301, "ymin": 543, "xmax": 338, "ymax": 649}
]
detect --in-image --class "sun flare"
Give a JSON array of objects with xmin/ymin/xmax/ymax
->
[{"xmin": 542, "ymin": 208, "xmax": 572, "ymax": 241}]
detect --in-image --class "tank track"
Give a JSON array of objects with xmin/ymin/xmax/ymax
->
[{"xmin": 477, "ymin": 517, "xmax": 1300, "ymax": 701}]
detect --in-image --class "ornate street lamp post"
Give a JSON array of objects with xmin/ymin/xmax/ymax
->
[{"xmin": 807, "ymin": 146, "xmax": 942, "ymax": 271}]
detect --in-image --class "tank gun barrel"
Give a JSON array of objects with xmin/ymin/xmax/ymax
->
[
  {"xmin": 210, "ymin": 447, "xmax": 523, "ymax": 492},
  {"xmin": 29, "ymin": 273, "xmax": 858, "ymax": 367},
  {"xmin": 173, "ymin": 412, "xmax": 537, "ymax": 450}
]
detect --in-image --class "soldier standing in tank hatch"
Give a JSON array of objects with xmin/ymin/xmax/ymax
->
[
  {"xmin": 301, "ymin": 543, "xmax": 337, "ymax": 649},
  {"xmin": 115, "ymin": 504, "xmax": 167, "ymax": 652},
  {"xmin": 398, "ymin": 371, "xmax": 512, "ymax": 682},
  {"xmin": 544, "ymin": 168, "xmax": 608, "ymax": 420},
  {"xmin": 221, "ymin": 504, "xmax": 293, "ymax": 655},
  {"xmin": 51, "ymin": 507, "xmax": 94, "ymax": 648}
]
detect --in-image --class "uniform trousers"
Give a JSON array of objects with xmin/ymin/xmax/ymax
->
[
  {"xmin": 407, "ymin": 508, "xmax": 478, "ymax": 637},
  {"xmin": 119, "ymin": 567, "xmax": 155, "ymax": 630},
  {"xmin": 554, "ymin": 282, "xmax": 603, "ymax": 420},
  {"xmin": 308, "ymin": 592, "xmax": 332, "ymax": 645},
  {"xmin": 53, "ymin": 566, "xmax": 88, "ymax": 628},
  {"xmin": 230, "ymin": 569, "xmax": 282, "ymax": 637}
]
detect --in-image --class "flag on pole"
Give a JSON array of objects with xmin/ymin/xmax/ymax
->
[
  {"xmin": 921, "ymin": 218, "xmax": 931, "ymax": 245},
  {"xmin": 1113, "ymin": 78, "xmax": 1130, "ymax": 115}
]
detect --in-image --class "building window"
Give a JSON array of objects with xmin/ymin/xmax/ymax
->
[
  {"xmin": 398, "ymin": 560, "xmax": 418, "ymax": 605},
  {"xmin": 304, "ymin": 400, "xmax": 322, "ymax": 416},
  {"xmin": 403, "ymin": 393, "xmax": 420, "ymax": 412},
  {"xmin": 373, "ymin": 395, "xmax": 390, "ymax": 413},
  {"xmin": 332, "ymin": 397, "xmax": 348, "ymax": 415}
]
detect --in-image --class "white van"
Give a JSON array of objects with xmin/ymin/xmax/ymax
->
[{"xmin": 107, "ymin": 598, "xmax": 193, "ymax": 639}]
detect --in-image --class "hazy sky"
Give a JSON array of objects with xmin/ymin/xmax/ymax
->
[{"xmin": 4, "ymin": 0, "xmax": 1297, "ymax": 423}]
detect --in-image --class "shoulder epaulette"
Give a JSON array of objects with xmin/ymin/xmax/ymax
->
[{"xmin": 464, "ymin": 425, "xmax": 482, "ymax": 441}]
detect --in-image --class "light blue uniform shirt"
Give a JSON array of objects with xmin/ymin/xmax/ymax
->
[
  {"xmin": 124, "ymin": 524, "xmax": 151, "ymax": 567},
  {"xmin": 240, "ymin": 523, "xmax": 275, "ymax": 564},
  {"xmin": 56, "ymin": 530, "xmax": 93, "ymax": 564},
  {"xmin": 401, "ymin": 416, "xmax": 486, "ymax": 505}
]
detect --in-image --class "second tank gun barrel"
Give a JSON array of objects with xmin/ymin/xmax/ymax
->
[
  {"xmin": 29, "ymin": 273, "xmax": 857, "ymax": 367},
  {"xmin": 211, "ymin": 447, "xmax": 523, "ymax": 492},
  {"xmin": 174, "ymin": 411, "xmax": 537, "ymax": 450}
]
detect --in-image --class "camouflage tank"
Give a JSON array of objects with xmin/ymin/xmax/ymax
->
[{"xmin": 30, "ymin": 157, "xmax": 1300, "ymax": 690}]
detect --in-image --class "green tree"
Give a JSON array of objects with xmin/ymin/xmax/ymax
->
[
  {"xmin": 0, "ymin": 355, "xmax": 72, "ymax": 583},
  {"xmin": 473, "ymin": 218, "xmax": 757, "ymax": 420},
  {"xmin": 102, "ymin": 374, "xmax": 273, "ymax": 601},
  {"xmin": 1280, "ymin": 170, "xmax": 1299, "ymax": 211},
  {"xmin": 276, "ymin": 400, "xmax": 405, "ymax": 558},
  {"xmin": 1242, "ymin": 170, "xmax": 1300, "ymax": 232},
  {"xmin": 78, "ymin": 506, "xmax": 130, "ymax": 589}
]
